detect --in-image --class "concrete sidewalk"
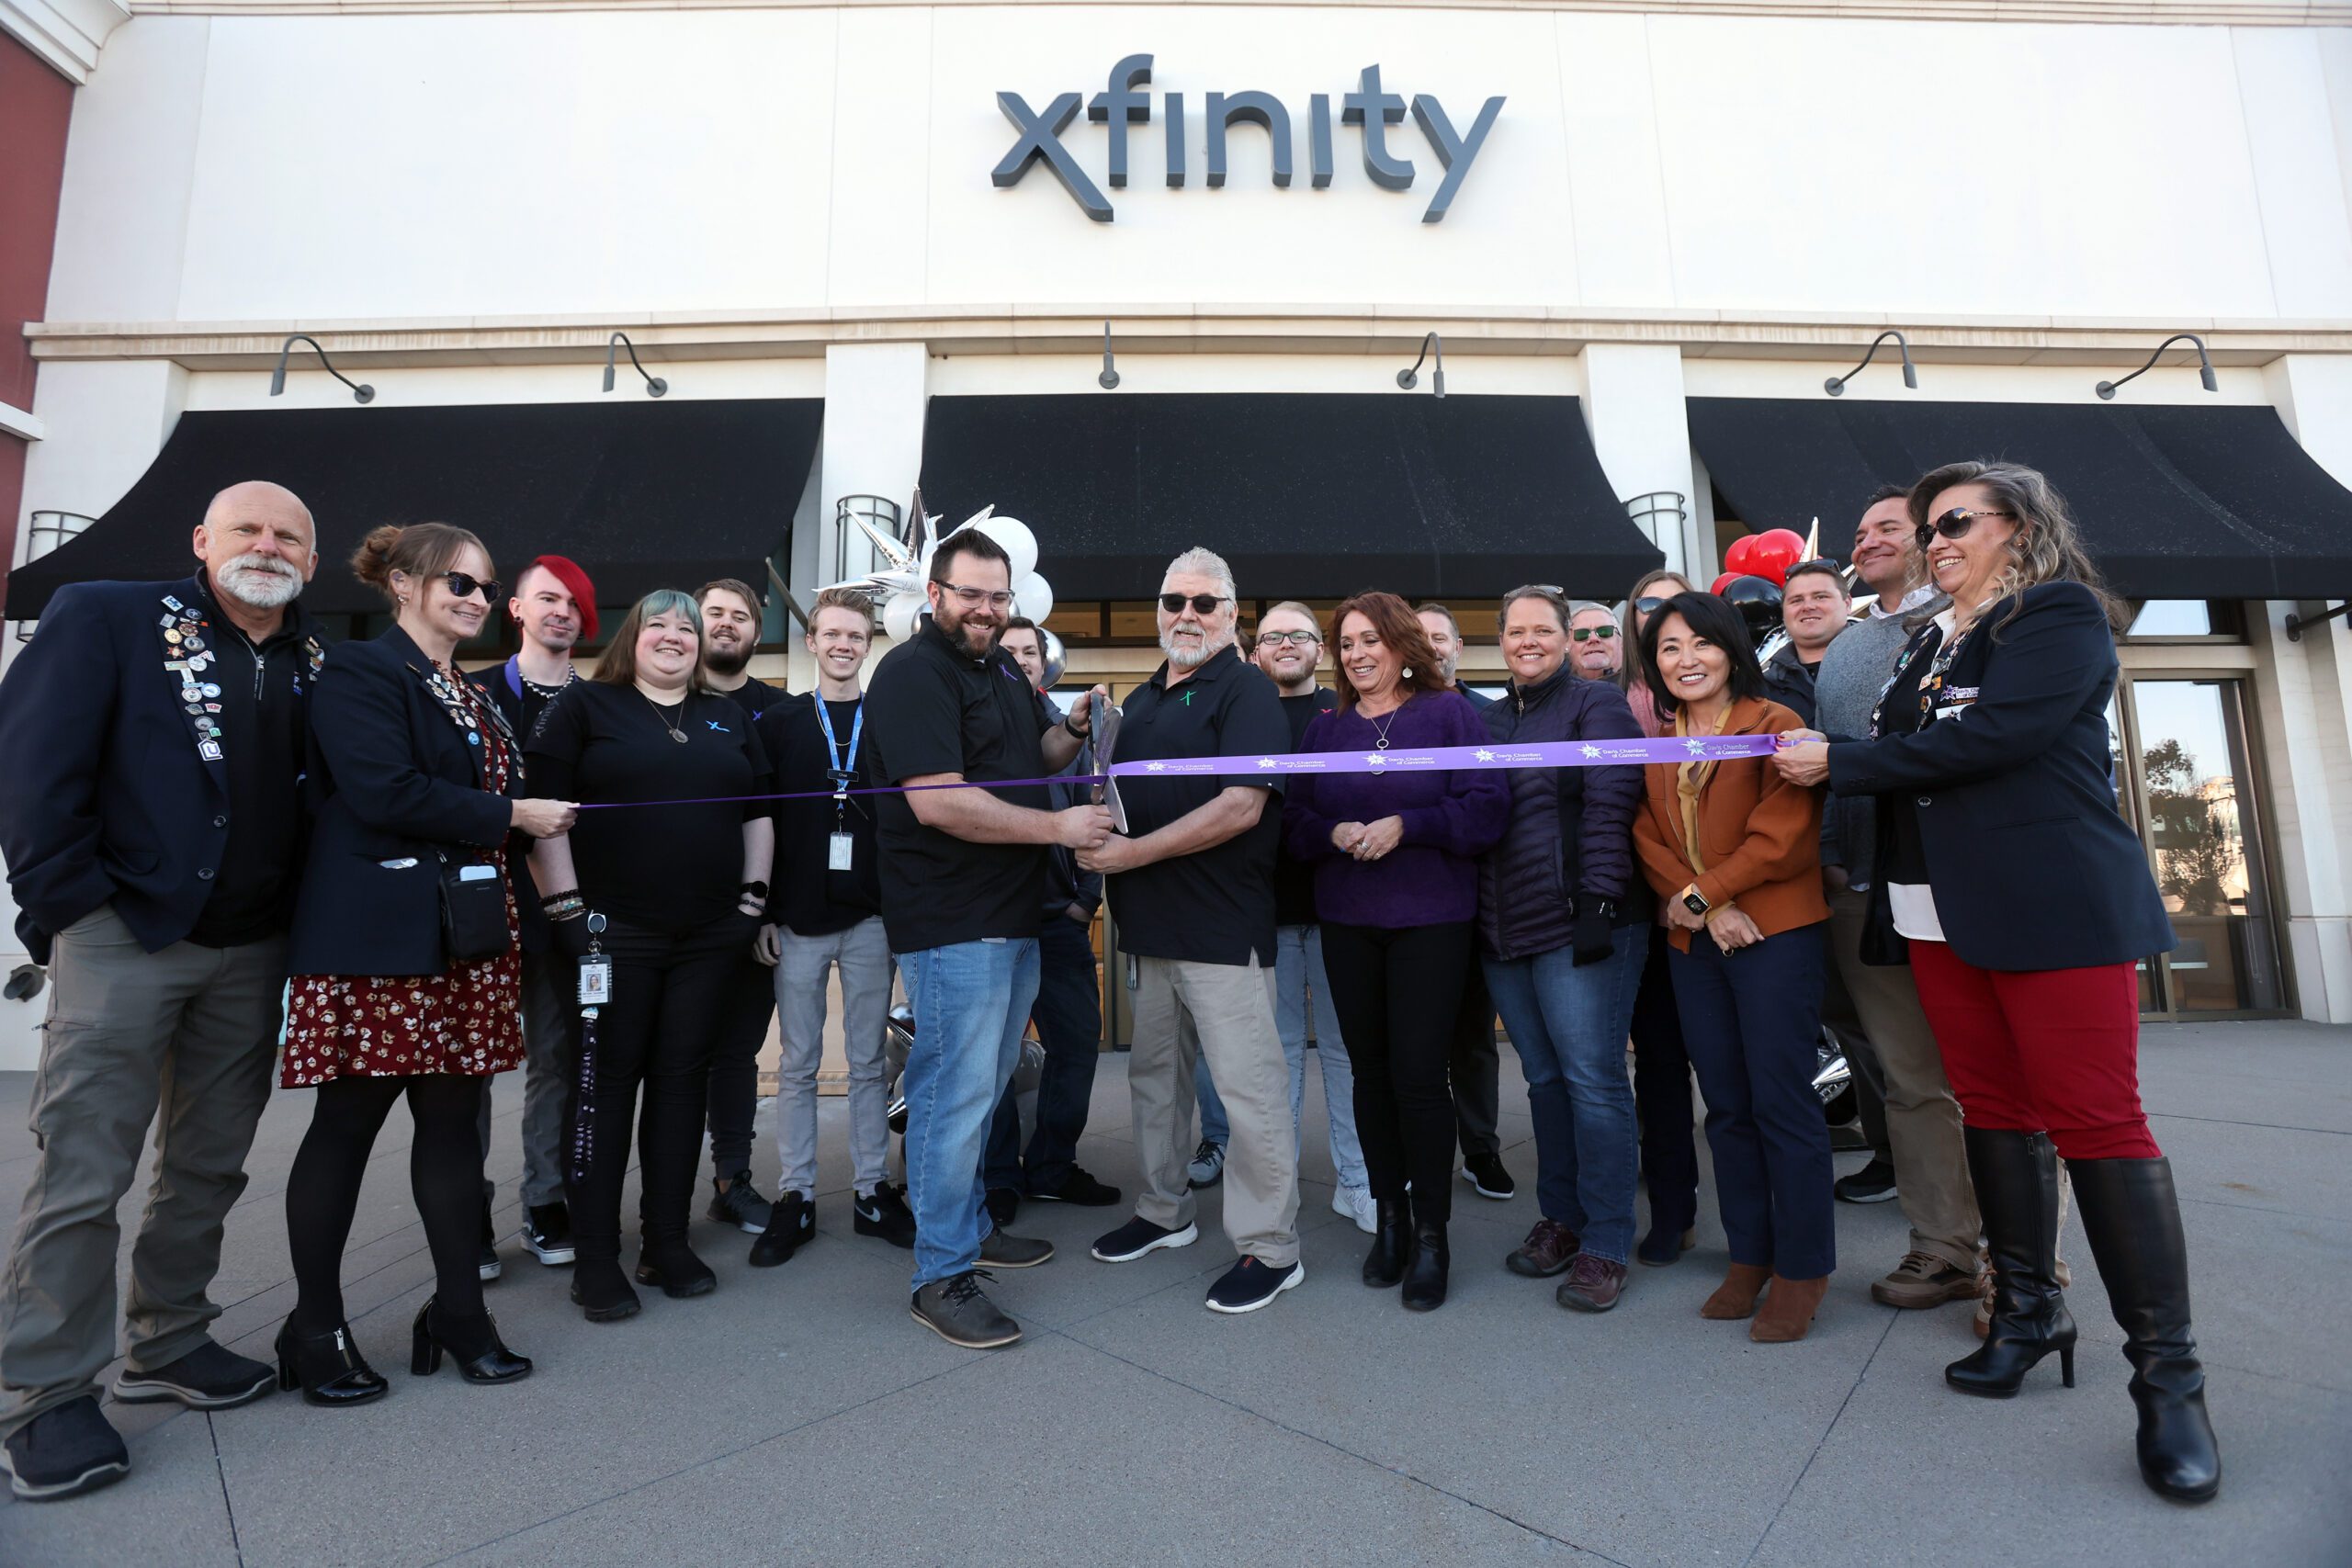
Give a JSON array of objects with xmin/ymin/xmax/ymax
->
[{"xmin": 0, "ymin": 1020, "xmax": 2346, "ymax": 1567}]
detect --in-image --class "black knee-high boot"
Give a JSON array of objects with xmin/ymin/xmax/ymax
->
[
  {"xmin": 2069, "ymin": 1156, "xmax": 2221, "ymax": 1503},
  {"xmin": 1947, "ymin": 1128, "xmax": 2075, "ymax": 1397}
]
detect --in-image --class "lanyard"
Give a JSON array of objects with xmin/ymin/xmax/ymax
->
[{"xmin": 813, "ymin": 693, "xmax": 864, "ymax": 802}]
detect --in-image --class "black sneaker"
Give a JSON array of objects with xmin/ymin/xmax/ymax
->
[
  {"xmin": 1029, "ymin": 1167, "xmax": 1122, "ymax": 1206},
  {"xmin": 522, "ymin": 1202, "xmax": 575, "ymax": 1266},
  {"xmin": 978, "ymin": 1229, "xmax": 1054, "ymax": 1269},
  {"xmin": 111, "ymin": 1341, "xmax": 274, "ymax": 1410},
  {"xmin": 478, "ymin": 1198, "xmax": 503, "ymax": 1282},
  {"xmin": 708, "ymin": 1170, "xmax": 775, "ymax": 1235},
  {"xmin": 2, "ymin": 1397, "xmax": 129, "ymax": 1501},
  {"xmin": 1091, "ymin": 1215, "xmax": 1200, "ymax": 1263},
  {"xmin": 1463, "ymin": 1153, "xmax": 1516, "ymax": 1201},
  {"xmin": 1204, "ymin": 1257, "xmax": 1305, "ymax": 1314},
  {"xmin": 853, "ymin": 1183, "xmax": 918, "ymax": 1249},
  {"xmin": 984, "ymin": 1187, "xmax": 1022, "ymax": 1228},
  {"xmin": 910, "ymin": 1271, "xmax": 1021, "ymax": 1348},
  {"xmin": 749, "ymin": 1190, "xmax": 815, "ymax": 1268},
  {"xmin": 1835, "ymin": 1156, "xmax": 1899, "ymax": 1204}
]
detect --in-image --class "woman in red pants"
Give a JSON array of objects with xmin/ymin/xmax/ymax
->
[{"xmin": 1778, "ymin": 459, "xmax": 2220, "ymax": 1504}]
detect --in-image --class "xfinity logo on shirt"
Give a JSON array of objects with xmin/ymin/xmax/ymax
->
[{"xmin": 995, "ymin": 55, "xmax": 1504, "ymax": 224}]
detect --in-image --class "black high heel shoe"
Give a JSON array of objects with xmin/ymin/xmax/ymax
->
[
  {"xmin": 275, "ymin": 1316, "xmax": 389, "ymax": 1407},
  {"xmin": 1947, "ymin": 1130, "xmax": 2077, "ymax": 1397},
  {"xmin": 409, "ymin": 1297, "xmax": 531, "ymax": 1384}
]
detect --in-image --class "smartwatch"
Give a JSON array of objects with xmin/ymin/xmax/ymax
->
[{"xmin": 1681, "ymin": 885, "xmax": 1711, "ymax": 919}]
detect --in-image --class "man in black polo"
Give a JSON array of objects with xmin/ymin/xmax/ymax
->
[
  {"xmin": 1084, "ymin": 548, "xmax": 1304, "ymax": 1314},
  {"xmin": 0, "ymin": 480, "xmax": 322, "ymax": 1499}
]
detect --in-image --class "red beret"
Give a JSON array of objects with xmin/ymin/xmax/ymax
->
[{"xmin": 524, "ymin": 554, "xmax": 599, "ymax": 641}]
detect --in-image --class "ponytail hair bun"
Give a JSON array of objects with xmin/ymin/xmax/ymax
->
[{"xmin": 348, "ymin": 522, "xmax": 492, "ymax": 611}]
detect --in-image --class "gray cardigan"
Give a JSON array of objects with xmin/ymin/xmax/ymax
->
[{"xmin": 1812, "ymin": 589, "xmax": 1948, "ymax": 885}]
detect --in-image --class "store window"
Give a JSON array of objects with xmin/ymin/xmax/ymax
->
[{"xmin": 2123, "ymin": 600, "xmax": 2245, "ymax": 640}]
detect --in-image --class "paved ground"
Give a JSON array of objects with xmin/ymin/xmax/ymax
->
[{"xmin": 0, "ymin": 1019, "xmax": 2346, "ymax": 1567}]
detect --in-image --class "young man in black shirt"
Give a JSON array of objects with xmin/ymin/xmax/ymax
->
[
  {"xmin": 1083, "ymin": 550, "xmax": 1304, "ymax": 1315},
  {"xmin": 695, "ymin": 577, "xmax": 788, "ymax": 1235},
  {"xmin": 865, "ymin": 527, "xmax": 1112, "ymax": 1349},
  {"xmin": 747, "ymin": 588, "xmax": 916, "ymax": 1266}
]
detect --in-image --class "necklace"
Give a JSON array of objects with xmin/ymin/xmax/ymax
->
[
  {"xmin": 1364, "ymin": 699, "xmax": 1405, "ymax": 750},
  {"xmin": 642, "ymin": 690, "xmax": 690, "ymax": 744}
]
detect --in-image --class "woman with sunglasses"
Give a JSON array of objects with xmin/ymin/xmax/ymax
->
[
  {"xmin": 525, "ymin": 591, "xmax": 775, "ymax": 1323},
  {"xmin": 1776, "ymin": 461, "xmax": 2218, "ymax": 1502},
  {"xmin": 278, "ymin": 525, "xmax": 576, "ymax": 1402}
]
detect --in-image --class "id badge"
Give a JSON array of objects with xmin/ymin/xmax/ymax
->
[
  {"xmin": 828, "ymin": 831, "xmax": 854, "ymax": 872},
  {"xmin": 578, "ymin": 956, "xmax": 614, "ymax": 1006}
]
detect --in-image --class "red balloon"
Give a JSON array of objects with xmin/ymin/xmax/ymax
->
[
  {"xmin": 1742, "ymin": 528, "xmax": 1808, "ymax": 588},
  {"xmin": 1722, "ymin": 535, "xmax": 1759, "ymax": 577},
  {"xmin": 1710, "ymin": 571, "xmax": 1741, "ymax": 595}
]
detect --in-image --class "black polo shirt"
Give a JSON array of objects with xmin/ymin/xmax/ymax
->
[
  {"xmin": 1105, "ymin": 645, "xmax": 1290, "ymax": 966},
  {"xmin": 1272, "ymin": 687, "xmax": 1338, "ymax": 927},
  {"xmin": 865, "ymin": 618, "xmax": 1057, "ymax": 953}
]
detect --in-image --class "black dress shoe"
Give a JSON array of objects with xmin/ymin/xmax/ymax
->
[
  {"xmin": 635, "ymin": 1241, "xmax": 718, "ymax": 1298},
  {"xmin": 1363, "ymin": 1200, "xmax": 1412, "ymax": 1288},
  {"xmin": 274, "ymin": 1316, "xmax": 390, "ymax": 1407},
  {"xmin": 1, "ymin": 1397, "xmax": 129, "ymax": 1501},
  {"xmin": 114, "ymin": 1340, "xmax": 275, "ymax": 1409},
  {"xmin": 409, "ymin": 1297, "xmax": 531, "ymax": 1383}
]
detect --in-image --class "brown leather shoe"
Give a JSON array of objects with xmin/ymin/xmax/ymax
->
[
  {"xmin": 1701, "ymin": 1263, "xmax": 1774, "ymax": 1320},
  {"xmin": 1871, "ymin": 1251, "xmax": 1981, "ymax": 1310},
  {"xmin": 1750, "ymin": 1274, "xmax": 1829, "ymax": 1342},
  {"xmin": 1505, "ymin": 1218, "xmax": 1579, "ymax": 1278}
]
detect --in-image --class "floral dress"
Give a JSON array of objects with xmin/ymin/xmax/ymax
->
[{"xmin": 280, "ymin": 674, "xmax": 526, "ymax": 1087}]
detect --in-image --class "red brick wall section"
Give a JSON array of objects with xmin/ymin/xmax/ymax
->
[{"xmin": 0, "ymin": 32, "xmax": 75, "ymax": 605}]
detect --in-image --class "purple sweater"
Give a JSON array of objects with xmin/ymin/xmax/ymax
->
[{"xmin": 1283, "ymin": 690, "xmax": 1510, "ymax": 930}]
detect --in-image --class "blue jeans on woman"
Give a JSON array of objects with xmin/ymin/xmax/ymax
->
[
  {"xmin": 1667, "ymin": 922, "xmax": 1835, "ymax": 1280},
  {"xmin": 1481, "ymin": 924, "xmax": 1646, "ymax": 1263}
]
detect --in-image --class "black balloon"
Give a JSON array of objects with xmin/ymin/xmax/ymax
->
[{"xmin": 1719, "ymin": 574, "xmax": 1784, "ymax": 643}]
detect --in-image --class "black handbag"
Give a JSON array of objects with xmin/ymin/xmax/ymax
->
[{"xmin": 434, "ymin": 850, "xmax": 511, "ymax": 964}]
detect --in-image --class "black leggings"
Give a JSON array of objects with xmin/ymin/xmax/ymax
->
[
  {"xmin": 286, "ymin": 1073, "xmax": 489, "ymax": 1329},
  {"xmin": 1630, "ymin": 931, "xmax": 1701, "ymax": 1235},
  {"xmin": 1319, "ymin": 920, "xmax": 1474, "ymax": 1224}
]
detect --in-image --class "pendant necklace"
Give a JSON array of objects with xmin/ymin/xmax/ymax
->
[
  {"xmin": 643, "ymin": 691, "xmax": 690, "ymax": 744},
  {"xmin": 1367, "ymin": 703, "xmax": 1402, "ymax": 750}
]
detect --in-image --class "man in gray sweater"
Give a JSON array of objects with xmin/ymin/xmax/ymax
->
[{"xmin": 1809, "ymin": 487, "xmax": 1983, "ymax": 1312}]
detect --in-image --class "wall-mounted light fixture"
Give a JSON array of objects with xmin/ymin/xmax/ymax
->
[
  {"xmin": 604, "ymin": 332, "xmax": 668, "ymax": 397},
  {"xmin": 1397, "ymin": 332, "xmax": 1443, "ymax": 398},
  {"xmin": 2096, "ymin": 333, "xmax": 2218, "ymax": 400},
  {"xmin": 1098, "ymin": 321, "xmax": 1120, "ymax": 389},
  {"xmin": 1824, "ymin": 330, "xmax": 1916, "ymax": 397},
  {"xmin": 269, "ymin": 334, "xmax": 373, "ymax": 403}
]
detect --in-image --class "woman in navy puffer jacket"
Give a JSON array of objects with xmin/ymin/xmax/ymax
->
[{"xmin": 1476, "ymin": 586, "xmax": 1651, "ymax": 1314}]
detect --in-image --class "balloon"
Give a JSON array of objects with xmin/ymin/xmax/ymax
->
[
  {"xmin": 1722, "ymin": 535, "xmax": 1760, "ymax": 578},
  {"xmin": 1710, "ymin": 571, "xmax": 1741, "ymax": 596},
  {"xmin": 1040, "ymin": 627, "xmax": 1069, "ymax": 687},
  {"xmin": 1012, "ymin": 571, "xmax": 1054, "ymax": 625},
  {"xmin": 968, "ymin": 516, "xmax": 1040, "ymax": 582},
  {"xmin": 1719, "ymin": 574, "xmax": 1785, "ymax": 644},
  {"xmin": 882, "ymin": 592, "xmax": 922, "ymax": 644},
  {"xmin": 1739, "ymin": 528, "xmax": 1807, "ymax": 588}
]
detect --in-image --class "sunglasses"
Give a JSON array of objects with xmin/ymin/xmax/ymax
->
[
  {"xmin": 1256, "ymin": 629, "xmax": 1321, "ymax": 649},
  {"xmin": 1917, "ymin": 507, "xmax": 2014, "ymax": 547},
  {"xmin": 1571, "ymin": 625, "xmax": 1619, "ymax": 642},
  {"xmin": 1634, "ymin": 596, "xmax": 1670, "ymax": 615},
  {"xmin": 443, "ymin": 571, "xmax": 503, "ymax": 603},
  {"xmin": 1160, "ymin": 592, "xmax": 1230, "ymax": 615}
]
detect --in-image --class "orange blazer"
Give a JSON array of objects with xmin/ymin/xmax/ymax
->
[{"xmin": 1634, "ymin": 695, "xmax": 1827, "ymax": 951}]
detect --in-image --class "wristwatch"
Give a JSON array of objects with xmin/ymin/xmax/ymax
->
[{"xmin": 1680, "ymin": 884, "xmax": 1711, "ymax": 919}]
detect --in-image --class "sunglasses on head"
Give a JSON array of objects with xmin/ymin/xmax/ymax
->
[
  {"xmin": 1571, "ymin": 625, "xmax": 1619, "ymax": 642},
  {"xmin": 443, "ymin": 570, "xmax": 503, "ymax": 604},
  {"xmin": 1160, "ymin": 592, "xmax": 1229, "ymax": 615},
  {"xmin": 1917, "ymin": 507, "xmax": 2013, "ymax": 547}
]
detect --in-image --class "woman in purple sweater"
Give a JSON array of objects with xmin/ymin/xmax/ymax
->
[{"xmin": 1285, "ymin": 592, "xmax": 1509, "ymax": 1311}]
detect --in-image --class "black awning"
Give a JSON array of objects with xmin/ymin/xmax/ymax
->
[
  {"xmin": 6, "ymin": 399, "xmax": 822, "ymax": 619},
  {"xmin": 1688, "ymin": 397, "xmax": 2352, "ymax": 600},
  {"xmin": 918, "ymin": 392, "xmax": 1658, "ymax": 601}
]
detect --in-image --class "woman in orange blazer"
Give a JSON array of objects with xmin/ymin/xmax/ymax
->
[{"xmin": 1632, "ymin": 592, "xmax": 1833, "ymax": 1344}]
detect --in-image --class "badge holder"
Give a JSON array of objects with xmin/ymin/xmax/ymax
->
[
  {"xmin": 569, "ymin": 913, "xmax": 610, "ymax": 1186},
  {"xmin": 827, "ymin": 769, "xmax": 857, "ymax": 873}
]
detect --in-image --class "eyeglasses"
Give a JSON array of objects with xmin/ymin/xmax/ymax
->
[
  {"xmin": 1160, "ymin": 592, "xmax": 1230, "ymax": 615},
  {"xmin": 1917, "ymin": 507, "xmax": 2013, "ymax": 547},
  {"xmin": 1256, "ymin": 629, "xmax": 1321, "ymax": 649},
  {"xmin": 1634, "ymin": 596, "xmax": 1670, "ymax": 615},
  {"xmin": 939, "ymin": 581, "xmax": 1015, "ymax": 611},
  {"xmin": 443, "ymin": 571, "xmax": 503, "ymax": 603},
  {"xmin": 1571, "ymin": 625, "xmax": 1619, "ymax": 642}
]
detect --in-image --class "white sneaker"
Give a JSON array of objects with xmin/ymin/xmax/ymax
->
[{"xmin": 1332, "ymin": 1184, "xmax": 1377, "ymax": 1234}]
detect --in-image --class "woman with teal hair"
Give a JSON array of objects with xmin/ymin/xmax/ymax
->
[{"xmin": 526, "ymin": 590, "xmax": 775, "ymax": 1323}]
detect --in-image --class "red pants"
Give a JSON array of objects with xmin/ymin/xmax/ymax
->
[{"xmin": 1907, "ymin": 941, "xmax": 2161, "ymax": 1162}]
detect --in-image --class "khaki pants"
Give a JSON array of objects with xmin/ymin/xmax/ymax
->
[
  {"xmin": 1828, "ymin": 887, "xmax": 1980, "ymax": 1273},
  {"xmin": 0, "ymin": 905, "xmax": 286, "ymax": 1436},
  {"xmin": 1129, "ymin": 954, "xmax": 1300, "ymax": 1267}
]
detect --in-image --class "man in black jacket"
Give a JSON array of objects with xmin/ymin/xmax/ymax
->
[{"xmin": 0, "ymin": 481, "xmax": 322, "ymax": 1500}]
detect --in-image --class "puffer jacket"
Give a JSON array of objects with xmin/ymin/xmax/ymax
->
[{"xmin": 1476, "ymin": 666, "xmax": 1647, "ymax": 961}]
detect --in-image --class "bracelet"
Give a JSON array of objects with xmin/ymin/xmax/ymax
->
[
  {"xmin": 1062, "ymin": 712, "xmax": 1088, "ymax": 739},
  {"xmin": 541, "ymin": 891, "xmax": 584, "ymax": 918},
  {"xmin": 547, "ymin": 904, "xmax": 585, "ymax": 922}
]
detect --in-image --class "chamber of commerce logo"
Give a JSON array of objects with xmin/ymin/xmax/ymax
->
[{"xmin": 994, "ymin": 55, "xmax": 1503, "ymax": 224}]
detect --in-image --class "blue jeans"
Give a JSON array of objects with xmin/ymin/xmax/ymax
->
[
  {"xmin": 898, "ymin": 937, "xmax": 1039, "ymax": 1291},
  {"xmin": 1194, "ymin": 1055, "xmax": 1230, "ymax": 1152},
  {"xmin": 1275, "ymin": 924, "xmax": 1367, "ymax": 1190},
  {"xmin": 1668, "ymin": 923, "xmax": 1836, "ymax": 1280},
  {"xmin": 1481, "ymin": 926, "xmax": 1646, "ymax": 1262},
  {"xmin": 985, "ymin": 915, "xmax": 1104, "ymax": 1192}
]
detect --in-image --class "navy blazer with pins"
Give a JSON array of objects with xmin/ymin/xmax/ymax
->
[
  {"xmin": 0, "ymin": 574, "xmax": 323, "ymax": 964},
  {"xmin": 284, "ymin": 625, "xmax": 541, "ymax": 978}
]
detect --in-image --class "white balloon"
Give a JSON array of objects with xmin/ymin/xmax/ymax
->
[
  {"xmin": 1013, "ymin": 571, "xmax": 1054, "ymax": 625},
  {"xmin": 882, "ymin": 592, "xmax": 922, "ymax": 644},
  {"xmin": 971, "ymin": 516, "xmax": 1040, "ymax": 582}
]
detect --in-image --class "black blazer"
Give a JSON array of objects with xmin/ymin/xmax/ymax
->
[
  {"xmin": 284, "ymin": 626, "xmax": 534, "ymax": 977},
  {"xmin": 1826, "ymin": 581, "xmax": 2174, "ymax": 973},
  {"xmin": 0, "ymin": 575, "xmax": 322, "ymax": 964}
]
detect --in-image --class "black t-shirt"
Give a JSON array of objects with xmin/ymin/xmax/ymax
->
[
  {"xmin": 758, "ymin": 692, "xmax": 882, "ymax": 937},
  {"xmin": 525, "ymin": 681, "xmax": 771, "ymax": 932},
  {"xmin": 1272, "ymin": 686, "xmax": 1338, "ymax": 927},
  {"xmin": 1105, "ymin": 646, "xmax": 1290, "ymax": 966},
  {"xmin": 713, "ymin": 675, "xmax": 785, "ymax": 727},
  {"xmin": 865, "ymin": 619, "xmax": 1057, "ymax": 953},
  {"xmin": 186, "ymin": 578, "xmax": 314, "ymax": 948},
  {"xmin": 468, "ymin": 659, "xmax": 575, "ymax": 749}
]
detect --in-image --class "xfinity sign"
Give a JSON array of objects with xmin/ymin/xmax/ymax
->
[{"xmin": 994, "ymin": 56, "xmax": 1504, "ymax": 224}]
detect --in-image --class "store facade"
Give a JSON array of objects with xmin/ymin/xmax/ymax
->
[{"xmin": 4, "ymin": 0, "xmax": 2352, "ymax": 1066}]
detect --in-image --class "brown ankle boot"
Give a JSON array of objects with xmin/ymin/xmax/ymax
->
[
  {"xmin": 1701, "ymin": 1263, "xmax": 1773, "ymax": 1320},
  {"xmin": 1750, "ymin": 1274, "xmax": 1829, "ymax": 1342}
]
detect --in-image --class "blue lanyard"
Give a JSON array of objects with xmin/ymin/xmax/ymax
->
[{"xmin": 813, "ymin": 694, "xmax": 864, "ymax": 798}]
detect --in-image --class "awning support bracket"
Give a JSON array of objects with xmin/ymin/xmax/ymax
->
[{"xmin": 2284, "ymin": 601, "xmax": 2349, "ymax": 642}]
